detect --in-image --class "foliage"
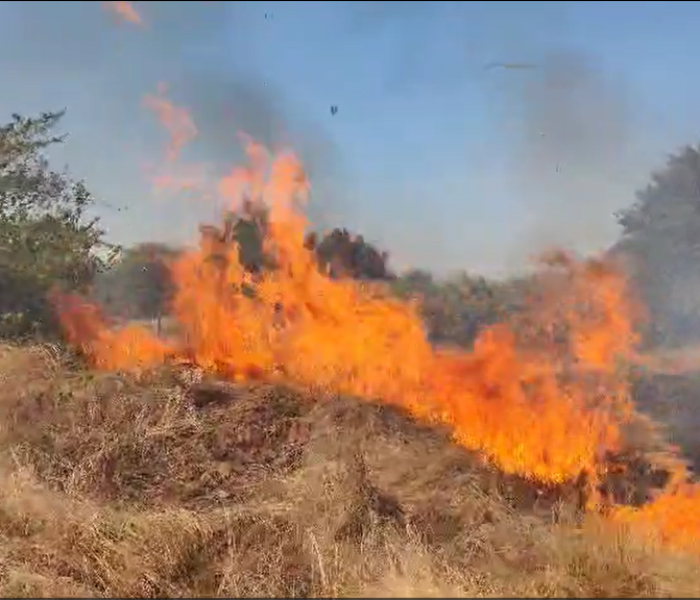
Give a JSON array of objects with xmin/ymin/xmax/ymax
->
[
  {"xmin": 306, "ymin": 227, "xmax": 393, "ymax": 281},
  {"xmin": 615, "ymin": 145, "xmax": 700, "ymax": 347},
  {"xmin": 193, "ymin": 202, "xmax": 512, "ymax": 349},
  {"xmin": 0, "ymin": 111, "xmax": 112, "ymax": 338},
  {"xmin": 94, "ymin": 242, "xmax": 179, "ymax": 322},
  {"xmin": 391, "ymin": 269, "xmax": 526, "ymax": 347},
  {"xmin": 197, "ymin": 199, "xmax": 394, "ymax": 281}
]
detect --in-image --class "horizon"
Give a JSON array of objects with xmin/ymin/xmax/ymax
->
[{"xmin": 1, "ymin": 1, "xmax": 700, "ymax": 278}]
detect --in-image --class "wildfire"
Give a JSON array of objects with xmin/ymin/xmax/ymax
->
[
  {"xmin": 56, "ymin": 88, "xmax": 638, "ymax": 486},
  {"xmin": 611, "ymin": 484, "xmax": 700, "ymax": 556},
  {"xmin": 143, "ymin": 83, "xmax": 198, "ymax": 164},
  {"xmin": 54, "ymin": 14, "xmax": 700, "ymax": 560}
]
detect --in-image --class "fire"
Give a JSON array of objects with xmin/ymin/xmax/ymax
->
[
  {"xmin": 142, "ymin": 84, "xmax": 207, "ymax": 194},
  {"xmin": 143, "ymin": 83, "xmax": 198, "ymax": 164},
  {"xmin": 612, "ymin": 484, "xmax": 700, "ymax": 556},
  {"xmin": 54, "ymin": 90, "xmax": 639, "ymax": 486},
  {"xmin": 54, "ymin": 19, "xmax": 700, "ymax": 557},
  {"xmin": 102, "ymin": 1, "xmax": 143, "ymax": 26},
  {"xmin": 51, "ymin": 291, "xmax": 172, "ymax": 372}
]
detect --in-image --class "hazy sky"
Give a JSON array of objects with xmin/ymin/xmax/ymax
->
[{"xmin": 1, "ymin": 1, "xmax": 700, "ymax": 276}]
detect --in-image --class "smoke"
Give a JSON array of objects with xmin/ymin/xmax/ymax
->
[
  {"xmin": 0, "ymin": 1, "xmax": 342, "ymax": 244},
  {"xmin": 0, "ymin": 2, "xmax": 661, "ymax": 276},
  {"xmin": 344, "ymin": 1, "xmax": 465, "ymax": 95},
  {"xmin": 339, "ymin": 4, "xmax": 653, "ymax": 275},
  {"xmin": 504, "ymin": 49, "xmax": 649, "ymax": 267}
]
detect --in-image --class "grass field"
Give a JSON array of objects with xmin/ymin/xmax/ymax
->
[{"xmin": 0, "ymin": 341, "xmax": 698, "ymax": 598}]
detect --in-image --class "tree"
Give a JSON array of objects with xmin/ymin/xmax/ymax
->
[
  {"xmin": 308, "ymin": 228, "xmax": 393, "ymax": 281},
  {"xmin": 196, "ymin": 198, "xmax": 272, "ymax": 277},
  {"xmin": 197, "ymin": 200, "xmax": 394, "ymax": 283},
  {"xmin": 0, "ymin": 111, "xmax": 112, "ymax": 338},
  {"xmin": 390, "ymin": 269, "xmax": 515, "ymax": 347},
  {"xmin": 615, "ymin": 144, "xmax": 700, "ymax": 346},
  {"xmin": 94, "ymin": 242, "xmax": 179, "ymax": 327}
]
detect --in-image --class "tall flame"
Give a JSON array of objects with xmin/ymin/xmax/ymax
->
[{"xmin": 52, "ymin": 81, "xmax": 700, "ymax": 558}]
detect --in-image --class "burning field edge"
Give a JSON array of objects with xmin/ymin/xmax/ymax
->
[
  {"xmin": 1, "ymin": 3, "xmax": 697, "ymax": 595},
  {"xmin": 0, "ymin": 341, "xmax": 699, "ymax": 598}
]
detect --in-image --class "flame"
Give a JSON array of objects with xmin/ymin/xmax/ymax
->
[
  {"xmin": 612, "ymin": 484, "xmax": 700, "ymax": 556},
  {"xmin": 141, "ymin": 84, "xmax": 207, "ymax": 195},
  {"xmin": 102, "ymin": 1, "xmax": 143, "ymax": 26},
  {"xmin": 143, "ymin": 83, "xmax": 198, "ymax": 164},
  {"xmin": 50, "ymin": 291, "xmax": 172, "ymax": 371},
  {"xmin": 54, "ymin": 93, "xmax": 638, "ymax": 485},
  {"xmin": 51, "ymin": 78, "xmax": 699, "ymax": 557}
]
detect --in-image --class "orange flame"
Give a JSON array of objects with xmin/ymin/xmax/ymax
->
[
  {"xmin": 141, "ymin": 84, "xmax": 207, "ymax": 195},
  {"xmin": 54, "ymin": 126, "xmax": 637, "ymax": 485},
  {"xmin": 143, "ymin": 82, "xmax": 206, "ymax": 194},
  {"xmin": 143, "ymin": 83, "xmax": 198, "ymax": 164},
  {"xmin": 612, "ymin": 484, "xmax": 700, "ymax": 556},
  {"xmin": 51, "ymin": 86, "xmax": 699, "ymax": 557},
  {"xmin": 102, "ymin": 1, "xmax": 143, "ymax": 26},
  {"xmin": 51, "ymin": 291, "xmax": 172, "ymax": 372}
]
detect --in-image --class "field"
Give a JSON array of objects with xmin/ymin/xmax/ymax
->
[
  {"xmin": 3, "ymin": 2, "xmax": 700, "ymax": 597},
  {"xmin": 0, "ymin": 341, "xmax": 698, "ymax": 598}
]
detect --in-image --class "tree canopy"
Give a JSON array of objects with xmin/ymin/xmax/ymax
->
[
  {"xmin": 0, "ymin": 111, "xmax": 111, "ymax": 337},
  {"xmin": 615, "ymin": 145, "xmax": 700, "ymax": 346},
  {"xmin": 94, "ymin": 242, "xmax": 179, "ymax": 323},
  {"xmin": 306, "ymin": 227, "xmax": 393, "ymax": 281},
  {"xmin": 196, "ymin": 198, "xmax": 394, "ymax": 282}
]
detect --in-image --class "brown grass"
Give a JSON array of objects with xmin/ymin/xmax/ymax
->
[{"xmin": 0, "ymin": 342, "xmax": 698, "ymax": 598}]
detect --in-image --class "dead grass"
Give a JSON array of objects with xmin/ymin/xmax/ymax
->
[{"xmin": 0, "ymin": 341, "xmax": 697, "ymax": 597}]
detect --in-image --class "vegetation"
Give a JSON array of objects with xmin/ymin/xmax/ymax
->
[
  {"xmin": 615, "ymin": 145, "xmax": 700, "ymax": 347},
  {"xmin": 93, "ymin": 200, "xmax": 396, "ymax": 324},
  {"xmin": 1, "ymin": 108, "xmax": 700, "ymax": 597},
  {"xmin": 0, "ymin": 111, "xmax": 112, "ymax": 338},
  {"xmin": 0, "ymin": 343, "xmax": 698, "ymax": 598},
  {"xmin": 94, "ymin": 242, "xmax": 178, "ymax": 325}
]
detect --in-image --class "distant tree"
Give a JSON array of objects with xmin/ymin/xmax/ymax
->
[
  {"xmin": 391, "ymin": 269, "xmax": 437, "ymax": 297},
  {"xmin": 95, "ymin": 242, "xmax": 179, "ymax": 327},
  {"xmin": 308, "ymin": 228, "xmax": 393, "ymax": 280},
  {"xmin": 615, "ymin": 145, "xmax": 700, "ymax": 346},
  {"xmin": 0, "ymin": 111, "xmax": 113, "ymax": 338},
  {"xmin": 391, "ymin": 269, "xmax": 513, "ymax": 347},
  {"xmin": 197, "ymin": 198, "xmax": 271, "ymax": 275},
  {"xmin": 197, "ymin": 201, "xmax": 394, "ymax": 283}
]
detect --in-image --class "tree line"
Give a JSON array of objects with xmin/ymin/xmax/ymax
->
[{"xmin": 2, "ymin": 108, "xmax": 699, "ymax": 349}]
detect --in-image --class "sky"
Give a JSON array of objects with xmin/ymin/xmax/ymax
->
[{"xmin": 1, "ymin": 1, "xmax": 700, "ymax": 277}]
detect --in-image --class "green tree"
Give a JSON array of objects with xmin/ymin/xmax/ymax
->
[
  {"xmin": 391, "ymin": 270, "xmax": 513, "ymax": 347},
  {"xmin": 95, "ymin": 242, "xmax": 179, "ymax": 327},
  {"xmin": 0, "ymin": 111, "xmax": 112, "ymax": 338},
  {"xmin": 615, "ymin": 145, "xmax": 700, "ymax": 346}
]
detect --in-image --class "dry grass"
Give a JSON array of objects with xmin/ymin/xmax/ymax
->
[{"xmin": 0, "ymin": 342, "xmax": 697, "ymax": 597}]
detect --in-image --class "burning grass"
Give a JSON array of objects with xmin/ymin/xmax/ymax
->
[
  {"xmin": 0, "ymin": 342, "xmax": 698, "ymax": 598},
  {"xmin": 48, "ymin": 119, "xmax": 700, "ymax": 570},
  {"xmin": 54, "ymin": 133, "xmax": 642, "ymax": 487},
  {"xmin": 5, "ymin": 55, "xmax": 695, "ymax": 595}
]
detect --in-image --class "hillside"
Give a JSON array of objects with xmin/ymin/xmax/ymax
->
[{"xmin": 0, "ymin": 342, "xmax": 698, "ymax": 598}]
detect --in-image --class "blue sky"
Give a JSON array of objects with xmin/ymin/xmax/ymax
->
[{"xmin": 1, "ymin": 1, "xmax": 700, "ymax": 276}]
